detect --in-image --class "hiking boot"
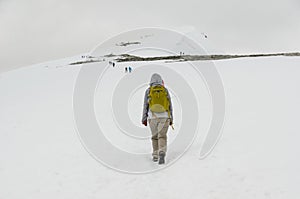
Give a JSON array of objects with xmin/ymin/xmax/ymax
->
[
  {"xmin": 158, "ymin": 151, "xmax": 165, "ymax": 164},
  {"xmin": 152, "ymin": 156, "xmax": 158, "ymax": 162}
]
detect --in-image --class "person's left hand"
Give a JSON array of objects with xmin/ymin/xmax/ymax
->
[{"xmin": 142, "ymin": 120, "xmax": 147, "ymax": 126}]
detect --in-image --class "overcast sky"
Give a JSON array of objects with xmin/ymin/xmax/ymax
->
[{"xmin": 1, "ymin": 0, "xmax": 300, "ymax": 73}]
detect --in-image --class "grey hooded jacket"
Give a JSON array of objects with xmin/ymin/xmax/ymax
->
[{"xmin": 142, "ymin": 73, "xmax": 173, "ymax": 123}]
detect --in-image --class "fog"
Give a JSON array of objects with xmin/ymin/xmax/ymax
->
[{"xmin": 1, "ymin": 0, "xmax": 300, "ymax": 73}]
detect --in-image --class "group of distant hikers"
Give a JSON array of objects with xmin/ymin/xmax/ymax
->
[
  {"xmin": 125, "ymin": 66, "xmax": 132, "ymax": 73},
  {"xmin": 108, "ymin": 61, "xmax": 132, "ymax": 73}
]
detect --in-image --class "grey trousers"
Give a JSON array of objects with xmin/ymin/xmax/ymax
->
[{"xmin": 149, "ymin": 118, "xmax": 170, "ymax": 157}]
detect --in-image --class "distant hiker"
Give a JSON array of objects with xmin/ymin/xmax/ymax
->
[
  {"xmin": 125, "ymin": 67, "xmax": 128, "ymax": 73},
  {"xmin": 112, "ymin": 62, "xmax": 115, "ymax": 67},
  {"xmin": 142, "ymin": 73, "xmax": 173, "ymax": 164},
  {"xmin": 201, "ymin": 32, "xmax": 208, "ymax": 38},
  {"xmin": 128, "ymin": 66, "xmax": 132, "ymax": 73}
]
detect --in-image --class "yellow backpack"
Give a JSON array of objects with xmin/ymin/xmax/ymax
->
[{"xmin": 148, "ymin": 85, "xmax": 170, "ymax": 113}]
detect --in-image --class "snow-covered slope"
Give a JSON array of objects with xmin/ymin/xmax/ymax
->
[{"xmin": 0, "ymin": 54, "xmax": 299, "ymax": 198}]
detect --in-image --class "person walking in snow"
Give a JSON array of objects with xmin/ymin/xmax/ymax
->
[
  {"xmin": 125, "ymin": 67, "xmax": 128, "ymax": 73},
  {"xmin": 142, "ymin": 73, "xmax": 173, "ymax": 164},
  {"xmin": 128, "ymin": 66, "xmax": 132, "ymax": 73}
]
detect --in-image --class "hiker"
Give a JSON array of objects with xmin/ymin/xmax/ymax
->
[
  {"xmin": 112, "ymin": 62, "xmax": 115, "ymax": 67},
  {"xmin": 142, "ymin": 73, "xmax": 173, "ymax": 164},
  {"xmin": 125, "ymin": 67, "xmax": 128, "ymax": 73},
  {"xmin": 128, "ymin": 66, "xmax": 132, "ymax": 73}
]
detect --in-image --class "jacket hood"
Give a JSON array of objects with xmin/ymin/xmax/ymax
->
[{"xmin": 149, "ymin": 73, "xmax": 163, "ymax": 86}]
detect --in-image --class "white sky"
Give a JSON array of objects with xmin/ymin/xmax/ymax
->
[{"xmin": 0, "ymin": 0, "xmax": 300, "ymax": 73}]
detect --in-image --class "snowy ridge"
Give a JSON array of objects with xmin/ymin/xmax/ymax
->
[{"xmin": 68, "ymin": 52, "xmax": 300, "ymax": 65}]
